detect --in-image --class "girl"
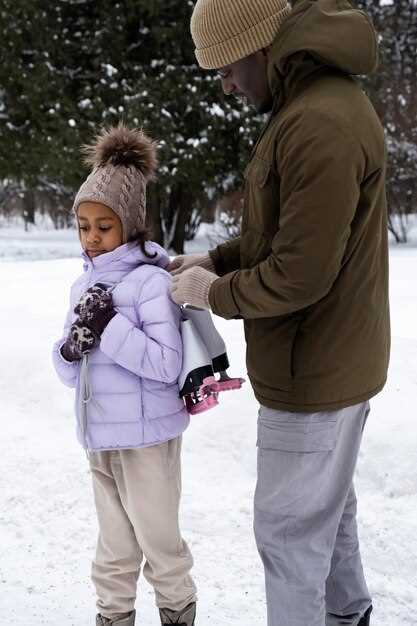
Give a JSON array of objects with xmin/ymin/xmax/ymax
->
[{"xmin": 52, "ymin": 125, "xmax": 197, "ymax": 626}]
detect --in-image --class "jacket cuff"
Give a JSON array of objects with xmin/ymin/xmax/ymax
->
[
  {"xmin": 208, "ymin": 271, "xmax": 241, "ymax": 319},
  {"xmin": 209, "ymin": 248, "xmax": 224, "ymax": 276},
  {"xmin": 209, "ymin": 243, "xmax": 238, "ymax": 277}
]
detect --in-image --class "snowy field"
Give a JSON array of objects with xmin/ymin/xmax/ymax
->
[
  {"xmin": 0, "ymin": 223, "xmax": 80, "ymax": 262},
  {"xmin": 1, "ymin": 226, "xmax": 417, "ymax": 626}
]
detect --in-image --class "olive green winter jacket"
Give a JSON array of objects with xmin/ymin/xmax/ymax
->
[{"xmin": 208, "ymin": 0, "xmax": 390, "ymax": 412}]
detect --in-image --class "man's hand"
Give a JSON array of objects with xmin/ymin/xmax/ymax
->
[
  {"xmin": 171, "ymin": 266, "xmax": 218, "ymax": 310},
  {"xmin": 167, "ymin": 253, "xmax": 216, "ymax": 276}
]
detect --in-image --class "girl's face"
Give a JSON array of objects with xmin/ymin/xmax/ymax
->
[{"xmin": 77, "ymin": 202, "xmax": 123, "ymax": 258}]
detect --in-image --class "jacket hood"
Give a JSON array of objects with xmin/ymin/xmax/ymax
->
[
  {"xmin": 268, "ymin": 0, "xmax": 378, "ymax": 91},
  {"xmin": 82, "ymin": 241, "xmax": 170, "ymax": 273}
]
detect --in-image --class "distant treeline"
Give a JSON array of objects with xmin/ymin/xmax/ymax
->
[{"xmin": 0, "ymin": 0, "xmax": 416, "ymax": 247}]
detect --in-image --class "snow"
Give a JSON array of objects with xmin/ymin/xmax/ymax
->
[
  {"xmin": 103, "ymin": 64, "xmax": 118, "ymax": 78},
  {"xmin": 0, "ymin": 226, "xmax": 79, "ymax": 262},
  {"xmin": 209, "ymin": 103, "xmax": 226, "ymax": 118},
  {"xmin": 78, "ymin": 99, "xmax": 93, "ymax": 110},
  {"xmin": 1, "ymin": 228, "xmax": 417, "ymax": 625}
]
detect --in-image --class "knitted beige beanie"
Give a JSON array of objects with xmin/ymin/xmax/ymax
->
[
  {"xmin": 73, "ymin": 124, "xmax": 158, "ymax": 243},
  {"xmin": 191, "ymin": 0, "xmax": 292, "ymax": 69}
]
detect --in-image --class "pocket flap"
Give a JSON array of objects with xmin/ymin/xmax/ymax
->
[
  {"xmin": 257, "ymin": 417, "xmax": 338, "ymax": 453},
  {"xmin": 244, "ymin": 157, "xmax": 271, "ymax": 188}
]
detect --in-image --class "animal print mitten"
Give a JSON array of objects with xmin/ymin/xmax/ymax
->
[
  {"xmin": 60, "ymin": 334, "xmax": 83, "ymax": 362},
  {"xmin": 68, "ymin": 319, "xmax": 98, "ymax": 354},
  {"xmin": 74, "ymin": 283, "xmax": 113, "ymax": 322},
  {"xmin": 74, "ymin": 283, "xmax": 117, "ymax": 337}
]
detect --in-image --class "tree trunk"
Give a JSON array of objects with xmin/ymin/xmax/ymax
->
[
  {"xmin": 23, "ymin": 188, "xmax": 36, "ymax": 230},
  {"xmin": 170, "ymin": 186, "xmax": 193, "ymax": 254}
]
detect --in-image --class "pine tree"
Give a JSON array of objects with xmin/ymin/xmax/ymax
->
[
  {"xmin": 0, "ymin": 0, "xmax": 261, "ymax": 250},
  {"xmin": 4, "ymin": 2, "xmax": 414, "ymax": 245},
  {"xmin": 357, "ymin": 0, "xmax": 417, "ymax": 242}
]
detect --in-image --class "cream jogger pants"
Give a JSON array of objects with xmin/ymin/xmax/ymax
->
[{"xmin": 89, "ymin": 437, "xmax": 197, "ymax": 618}]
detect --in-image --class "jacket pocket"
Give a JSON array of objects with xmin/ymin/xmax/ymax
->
[
  {"xmin": 245, "ymin": 313, "xmax": 302, "ymax": 392},
  {"xmin": 244, "ymin": 156, "xmax": 271, "ymax": 187},
  {"xmin": 242, "ymin": 156, "xmax": 280, "ymax": 253},
  {"xmin": 142, "ymin": 379, "xmax": 185, "ymax": 420},
  {"xmin": 257, "ymin": 407, "xmax": 338, "ymax": 452}
]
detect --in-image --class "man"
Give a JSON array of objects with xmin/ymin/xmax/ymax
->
[{"xmin": 169, "ymin": 1, "xmax": 390, "ymax": 625}]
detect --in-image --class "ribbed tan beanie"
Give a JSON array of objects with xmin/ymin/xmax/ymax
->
[{"xmin": 191, "ymin": 0, "xmax": 292, "ymax": 69}]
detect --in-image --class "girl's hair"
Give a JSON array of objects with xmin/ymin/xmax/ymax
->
[{"xmin": 131, "ymin": 227, "xmax": 158, "ymax": 259}]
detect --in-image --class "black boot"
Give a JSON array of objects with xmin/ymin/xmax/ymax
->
[
  {"xmin": 159, "ymin": 602, "xmax": 196, "ymax": 626},
  {"xmin": 327, "ymin": 605, "xmax": 372, "ymax": 625},
  {"xmin": 358, "ymin": 606, "xmax": 372, "ymax": 625}
]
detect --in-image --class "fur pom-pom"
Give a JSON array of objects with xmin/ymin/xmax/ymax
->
[{"xmin": 82, "ymin": 123, "xmax": 158, "ymax": 181}]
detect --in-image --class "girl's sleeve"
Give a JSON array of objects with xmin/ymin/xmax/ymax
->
[
  {"xmin": 99, "ymin": 273, "xmax": 183, "ymax": 383},
  {"xmin": 52, "ymin": 306, "xmax": 79, "ymax": 388}
]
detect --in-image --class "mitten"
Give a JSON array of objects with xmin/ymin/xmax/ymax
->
[
  {"xmin": 60, "ymin": 336, "xmax": 82, "ymax": 362},
  {"xmin": 74, "ymin": 283, "xmax": 113, "ymax": 322},
  {"xmin": 75, "ymin": 283, "xmax": 117, "ymax": 337},
  {"xmin": 68, "ymin": 319, "xmax": 98, "ymax": 354}
]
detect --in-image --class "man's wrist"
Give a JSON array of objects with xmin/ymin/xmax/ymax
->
[{"xmin": 199, "ymin": 253, "xmax": 216, "ymax": 273}]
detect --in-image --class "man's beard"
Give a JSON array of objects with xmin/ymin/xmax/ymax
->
[
  {"xmin": 235, "ymin": 94, "xmax": 249, "ymax": 107},
  {"xmin": 256, "ymin": 97, "xmax": 273, "ymax": 114},
  {"xmin": 236, "ymin": 93, "xmax": 272, "ymax": 114}
]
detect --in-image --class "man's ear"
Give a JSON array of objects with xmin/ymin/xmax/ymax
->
[{"xmin": 261, "ymin": 45, "xmax": 273, "ymax": 60}]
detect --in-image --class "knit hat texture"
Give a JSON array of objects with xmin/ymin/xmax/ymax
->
[
  {"xmin": 191, "ymin": 0, "xmax": 292, "ymax": 69},
  {"xmin": 73, "ymin": 124, "xmax": 158, "ymax": 243}
]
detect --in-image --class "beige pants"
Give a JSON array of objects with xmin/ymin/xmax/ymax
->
[{"xmin": 89, "ymin": 437, "xmax": 197, "ymax": 618}]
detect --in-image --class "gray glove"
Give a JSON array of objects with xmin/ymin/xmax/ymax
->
[{"xmin": 167, "ymin": 253, "xmax": 216, "ymax": 276}]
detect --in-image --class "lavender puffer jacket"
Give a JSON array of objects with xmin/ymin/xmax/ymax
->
[{"xmin": 52, "ymin": 241, "xmax": 189, "ymax": 452}]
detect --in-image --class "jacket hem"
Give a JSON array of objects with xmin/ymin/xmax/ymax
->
[
  {"xmin": 86, "ymin": 433, "xmax": 183, "ymax": 454},
  {"xmin": 253, "ymin": 380, "xmax": 387, "ymax": 413},
  {"xmin": 80, "ymin": 408, "xmax": 190, "ymax": 453}
]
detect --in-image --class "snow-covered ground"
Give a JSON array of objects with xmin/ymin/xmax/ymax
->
[
  {"xmin": 1, "ymin": 226, "xmax": 417, "ymax": 626},
  {"xmin": 0, "ymin": 225, "xmax": 80, "ymax": 262},
  {"xmin": 0, "ymin": 220, "xmax": 219, "ymax": 263}
]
